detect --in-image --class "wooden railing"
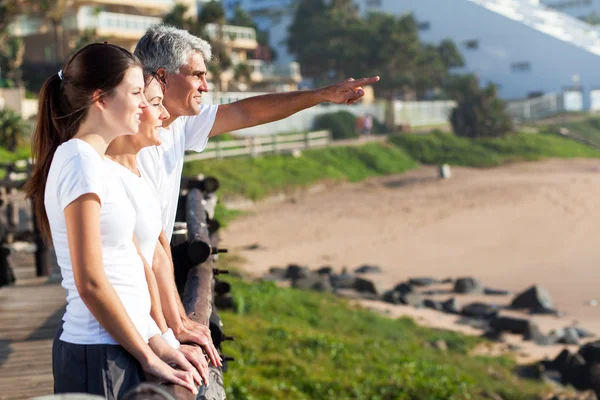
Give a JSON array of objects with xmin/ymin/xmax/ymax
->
[{"xmin": 184, "ymin": 130, "xmax": 331, "ymax": 162}]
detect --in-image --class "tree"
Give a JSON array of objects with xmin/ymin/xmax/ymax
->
[
  {"xmin": 414, "ymin": 39, "xmax": 463, "ymax": 99},
  {"xmin": 448, "ymin": 75, "xmax": 513, "ymax": 138},
  {"xmin": 0, "ymin": 109, "xmax": 30, "ymax": 151},
  {"xmin": 35, "ymin": 0, "xmax": 69, "ymax": 62}
]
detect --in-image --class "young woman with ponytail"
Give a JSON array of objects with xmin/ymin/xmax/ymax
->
[{"xmin": 23, "ymin": 43, "xmax": 199, "ymax": 399}]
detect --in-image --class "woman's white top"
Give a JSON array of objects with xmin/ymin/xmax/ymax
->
[
  {"xmin": 105, "ymin": 157, "xmax": 162, "ymax": 268},
  {"xmin": 45, "ymin": 139, "xmax": 157, "ymax": 344}
]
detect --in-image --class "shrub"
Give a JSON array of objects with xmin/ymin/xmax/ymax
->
[
  {"xmin": 448, "ymin": 75, "xmax": 513, "ymax": 139},
  {"xmin": 313, "ymin": 111, "xmax": 358, "ymax": 140}
]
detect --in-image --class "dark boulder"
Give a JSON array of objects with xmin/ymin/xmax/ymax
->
[
  {"xmin": 285, "ymin": 264, "xmax": 311, "ymax": 280},
  {"xmin": 442, "ymin": 298, "xmax": 461, "ymax": 314},
  {"xmin": 461, "ymin": 302, "xmax": 499, "ymax": 319},
  {"xmin": 401, "ymin": 293, "xmax": 424, "ymax": 308},
  {"xmin": 353, "ymin": 277, "xmax": 380, "ymax": 295},
  {"xmin": 453, "ymin": 277, "xmax": 484, "ymax": 294},
  {"xmin": 354, "ymin": 265, "xmax": 382, "ymax": 274},
  {"xmin": 511, "ymin": 285, "xmax": 554, "ymax": 310},
  {"xmin": 489, "ymin": 316, "xmax": 531, "ymax": 334},
  {"xmin": 408, "ymin": 277, "xmax": 439, "ymax": 287}
]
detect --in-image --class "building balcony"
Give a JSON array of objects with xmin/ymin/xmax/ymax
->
[
  {"xmin": 75, "ymin": 0, "xmax": 175, "ymax": 12},
  {"xmin": 246, "ymin": 59, "xmax": 302, "ymax": 83},
  {"xmin": 204, "ymin": 23, "xmax": 258, "ymax": 50},
  {"xmin": 77, "ymin": 7, "xmax": 162, "ymax": 40}
]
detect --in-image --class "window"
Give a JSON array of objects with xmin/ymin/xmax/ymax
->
[
  {"xmin": 464, "ymin": 39, "xmax": 479, "ymax": 50},
  {"xmin": 366, "ymin": 0, "xmax": 382, "ymax": 7},
  {"xmin": 511, "ymin": 62, "xmax": 531, "ymax": 72},
  {"xmin": 417, "ymin": 21, "xmax": 430, "ymax": 31}
]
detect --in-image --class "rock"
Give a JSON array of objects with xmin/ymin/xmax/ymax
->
[
  {"xmin": 549, "ymin": 349, "xmax": 573, "ymax": 372},
  {"xmin": 511, "ymin": 285, "xmax": 554, "ymax": 310},
  {"xmin": 316, "ymin": 266, "xmax": 333, "ymax": 276},
  {"xmin": 293, "ymin": 275, "xmax": 333, "ymax": 293},
  {"xmin": 579, "ymin": 341, "xmax": 600, "ymax": 365},
  {"xmin": 442, "ymin": 298, "xmax": 461, "ymax": 314},
  {"xmin": 529, "ymin": 306, "xmax": 562, "ymax": 316},
  {"xmin": 408, "ymin": 277, "xmax": 439, "ymax": 286},
  {"xmin": 353, "ymin": 277, "xmax": 380, "ymax": 295},
  {"xmin": 424, "ymin": 299, "xmax": 443, "ymax": 311},
  {"xmin": 393, "ymin": 282, "xmax": 413, "ymax": 295},
  {"xmin": 525, "ymin": 323, "xmax": 557, "ymax": 346},
  {"xmin": 285, "ymin": 264, "xmax": 311, "ymax": 280},
  {"xmin": 489, "ymin": 316, "xmax": 531, "ymax": 334},
  {"xmin": 382, "ymin": 290, "xmax": 402, "ymax": 305},
  {"xmin": 266, "ymin": 267, "xmax": 287, "ymax": 280},
  {"xmin": 453, "ymin": 277, "xmax": 484, "ymax": 294},
  {"xmin": 482, "ymin": 329, "xmax": 506, "ymax": 342},
  {"xmin": 440, "ymin": 277, "xmax": 454, "ymax": 284},
  {"xmin": 456, "ymin": 317, "xmax": 490, "ymax": 330},
  {"xmin": 336, "ymin": 289, "xmax": 379, "ymax": 301},
  {"xmin": 401, "ymin": 293, "xmax": 424, "ymax": 308},
  {"xmin": 461, "ymin": 302, "xmax": 499, "ymax": 319},
  {"xmin": 354, "ymin": 265, "xmax": 382, "ymax": 274},
  {"xmin": 562, "ymin": 364, "xmax": 593, "ymax": 391},
  {"xmin": 484, "ymin": 287, "xmax": 512, "ymax": 296},
  {"xmin": 574, "ymin": 327, "xmax": 596, "ymax": 338},
  {"xmin": 432, "ymin": 339, "xmax": 448, "ymax": 352},
  {"xmin": 561, "ymin": 328, "xmax": 580, "ymax": 345},
  {"xmin": 331, "ymin": 273, "xmax": 356, "ymax": 289}
]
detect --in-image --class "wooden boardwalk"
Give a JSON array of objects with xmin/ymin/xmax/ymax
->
[{"xmin": 0, "ymin": 252, "xmax": 64, "ymax": 400}]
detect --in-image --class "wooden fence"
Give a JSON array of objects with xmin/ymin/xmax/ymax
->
[{"xmin": 183, "ymin": 130, "xmax": 331, "ymax": 162}]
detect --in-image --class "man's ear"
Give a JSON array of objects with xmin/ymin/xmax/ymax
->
[
  {"xmin": 156, "ymin": 68, "xmax": 168, "ymax": 85},
  {"xmin": 91, "ymin": 89, "xmax": 106, "ymax": 111}
]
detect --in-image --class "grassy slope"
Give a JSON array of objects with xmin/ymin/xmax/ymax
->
[
  {"xmin": 217, "ymin": 272, "xmax": 552, "ymax": 400},
  {"xmin": 185, "ymin": 132, "xmax": 600, "ymax": 202}
]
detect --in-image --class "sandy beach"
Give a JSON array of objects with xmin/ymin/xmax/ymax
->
[{"xmin": 222, "ymin": 158, "xmax": 600, "ymax": 362}]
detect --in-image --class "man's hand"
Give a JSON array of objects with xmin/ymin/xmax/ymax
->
[
  {"xmin": 179, "ymin": 344, "xmax": 210, "ymax": 386},
  {"xmin": 319, "ymin": 76, "xmax": 380, "ymax": 105},
  {"xmin": 175, "ymin": 317, "xmax": 222, "ymax": 367}
]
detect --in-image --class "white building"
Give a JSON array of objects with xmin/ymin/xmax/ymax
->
[
  {"xmin": 539, "ymin": 0, "xmax": 600, "ymax": 19},
  {"xmin": 228, "ymin": 0, "xmax": 600, "ymax": 108}
]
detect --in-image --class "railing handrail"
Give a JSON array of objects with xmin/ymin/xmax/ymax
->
[{"xmin": 184, "ymin": 130, "xmax": 331, "ymax": 162}]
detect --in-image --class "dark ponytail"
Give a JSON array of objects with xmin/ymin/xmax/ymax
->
[{"xmin": 23, "ymin": 43, "xmax": 142, "ymax": 241}]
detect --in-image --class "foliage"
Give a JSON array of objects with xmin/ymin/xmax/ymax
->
[
  {"xmin": 0, "ymin": 109, "xmax": 31, "ymax": 151},
  {"xmin": 388, "ymin": 131, "xmax": 600, "ymax": 167},
  {"xmin": 312, "ymin": 111, "xmax": 358, "ymax": 140},
  {"xmin": 234, "ymin": 63, "xmax": 252, "ymax": 83},
  {"xmin": 183, "ymin": 142, "xmax": 417, "ymax": 200},
  {"xmin": 287, "ymin": 0, "xmax": 462, "ymax": 99},
  {"xmin": 447, "ymin": 75, "xmax": 513, "ymax": 138},
  {"xmin": 217, "ymin": 275, "xmax": 553, "ymax": 400}
]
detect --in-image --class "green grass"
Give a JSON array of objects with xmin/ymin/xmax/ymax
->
[
  {"xmin": 389, "ymin": 131, "xmax": 600, "ymax": 167},
  {"xmin": 183, "ymin": 143, "xmax": 418, "ymax": 200},
  {"xmin": 217, "ymin": 273, "xmax": 553, "ymax": 400},
  {"xmin": 552, "ymin": 116, "xmax": 600, "ymax": 147}
]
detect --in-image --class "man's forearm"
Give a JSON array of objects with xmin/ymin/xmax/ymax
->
[
  {"xmin": 157, "ymin": 231, "xmax": 189, "ymax": 321},
  {"xmin": 211, "ymin": 89, "xmax": 327, "ymax": 136}
]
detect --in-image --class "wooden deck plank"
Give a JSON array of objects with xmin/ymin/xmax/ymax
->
[{"xmin": 0, "ymin": 260, "xmax": 64, "ymax": 400}]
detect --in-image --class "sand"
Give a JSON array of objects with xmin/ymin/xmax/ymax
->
[{"xmin": 221, "ymin": 159, "xmax": 600, "ymax": 363}]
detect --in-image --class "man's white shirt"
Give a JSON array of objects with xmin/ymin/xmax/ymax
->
[{"xmin": 137, "ymin": 104, "xmax": 219, "ymax": 239}]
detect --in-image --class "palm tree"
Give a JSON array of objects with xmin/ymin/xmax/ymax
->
[{"xmin": 0, "ymin": 109, "xmax": 30, "ymax": 151}]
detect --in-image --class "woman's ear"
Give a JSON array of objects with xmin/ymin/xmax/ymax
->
[{"xmin": 91, "ymin": 89, "xmax": 106, "ymax": 111}]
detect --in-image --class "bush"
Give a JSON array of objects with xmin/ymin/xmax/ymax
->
[
  {"xmin": 448, "ymin": 75, "xmax": 513, "ymax": 138},
  {"xmin": 312, "ymin": 111, "xmax": 358, "ymax": 140}
]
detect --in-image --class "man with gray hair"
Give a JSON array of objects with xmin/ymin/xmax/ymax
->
[{"xmin": 135, "ymin": 24, "xmax": 379, "ymax": 383}]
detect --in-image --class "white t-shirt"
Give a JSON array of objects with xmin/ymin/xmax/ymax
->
[
  {"xmin": 105, "ymin": 158, "xmax": 162, "ymax": 267},
  {"xmin": 137, "ymin": 105, "xmax": 218, "ymax": 239},
  {"xmin": 45, "ymin": 139, "xmax": 156, "ymax": 345}
]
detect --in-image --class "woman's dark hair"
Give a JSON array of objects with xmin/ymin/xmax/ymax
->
[{"xmin": 23, "ymin": 43, "xmax": 142, "ymax": 241}]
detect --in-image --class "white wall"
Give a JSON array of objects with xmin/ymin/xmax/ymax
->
[
  {"xmin": 354, "ymin": 0, "xmax": 600, "ymax": 107},
  {"xmin": 540, "ymin": 0, "xmax": 600, "ymax": 18}
]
